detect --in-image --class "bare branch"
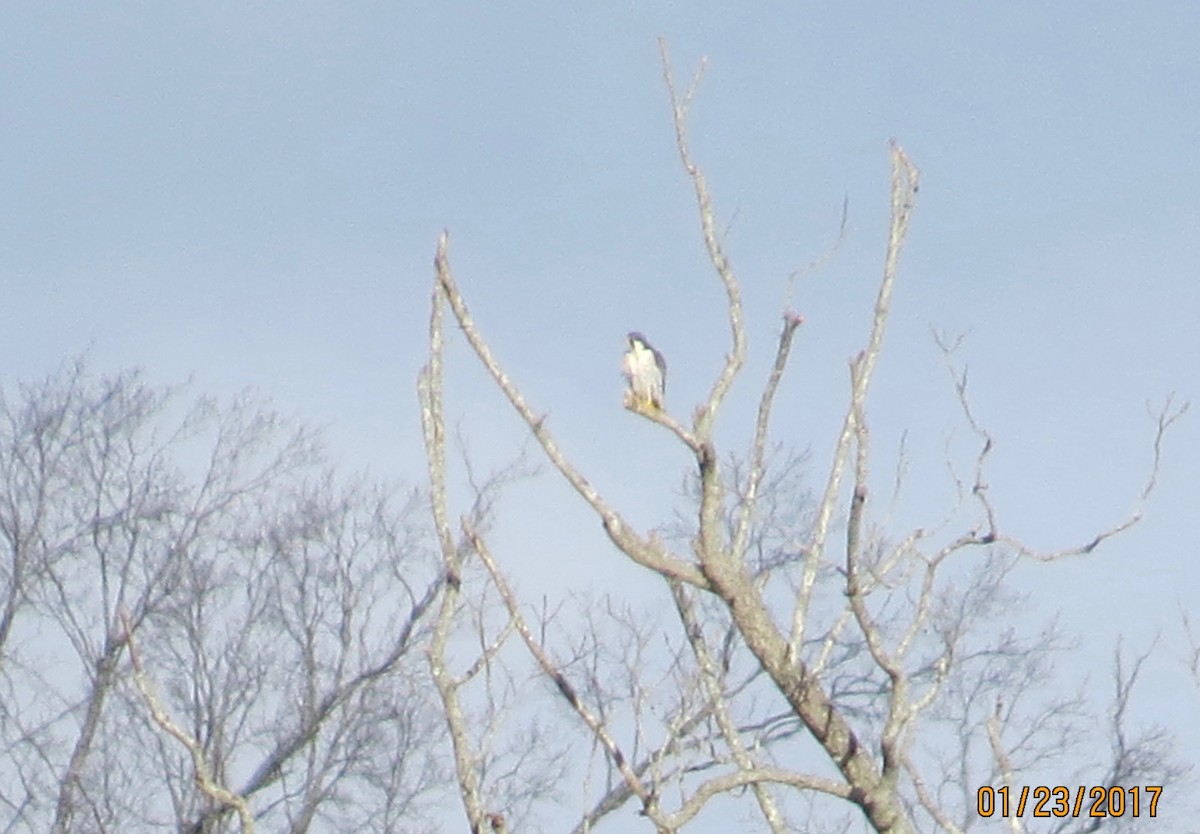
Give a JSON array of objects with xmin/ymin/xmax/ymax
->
[
  {"xmin": 986, "ymin": 698, "xmax": 1025, "ymax": 834},
  {"xmin": 845, "ymin": 358, "xmax": 898, "ymax": 683},
  {"xmin": 792, "ymin": 141, "xmax": 920, "ymax": 656},
  {"xmin": 661, "ymin": 767, "xmax": 852, "ymax": 830},
  {"xmin": 466, "ymin": 522, "xmax": 663, "ymax": 825},
  {"xmin": 658, "ymin": 38, "xmax": 746, "ymax": 441},
  {"xmin": 670, "ymin": 580, "xmax": 789, "ymax": 833},
  {"xmin": 903, "ymin": 753, "xmax": 965, "ymax": 834},
  {"xmin": 433, "ymin": 232, "xmax": 708, "ymax": 589},
  {"xmin": 731, "ymin": 313, "xmax": 805, "ymax": 565},
  {"xmin": 624, "ymin": 394, "xmax": 705, "ymax": 456},
  {"xmin": 123, "ymin": 611, "xmax": 254, "ymax": 834},
  {"xmin": 936, "ymin": 333, "xmax": 1188, "ymax": 561},
  {"xmin": 420, "ymin": 277, "xmax": 489, "ymax": 833}
]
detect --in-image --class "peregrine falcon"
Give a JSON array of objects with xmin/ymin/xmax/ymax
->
[{"xmin": 622, "ymin": 332, "xmax": 667, "ymax": 411}]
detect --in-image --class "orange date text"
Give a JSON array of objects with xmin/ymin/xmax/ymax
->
[{"xmin": 977, "ymin": 785, "xmax": 1162, "ymax": 819}]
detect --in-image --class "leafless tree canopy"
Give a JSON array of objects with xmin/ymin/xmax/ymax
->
[
  {"xmin": 0, "ymin": 362, "xmax": 445, "ymax": 833},
  {"xmin": 417, "ymin": 41, "xmax": 1189, "ymax": 834}
]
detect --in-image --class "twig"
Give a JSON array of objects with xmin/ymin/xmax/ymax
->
[{"xmin": 784, "ymin": 195, "xmax": 851, "ymax": 312}]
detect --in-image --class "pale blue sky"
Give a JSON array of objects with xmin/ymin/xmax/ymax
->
[{"xmin": 3, "ymin": 1, "xmax": 1198, "ymax": 828}]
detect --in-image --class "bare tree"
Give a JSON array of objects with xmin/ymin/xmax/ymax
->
[
  {"xmin": 0, "ymin": 362, "xmax": 446, "ymax": 833},
  {"xmin": 420, "ymin": 41, "xmax": 1188, "ymax": 834},
  {"xmin": 8, "ymin": 44, "xmax": 1186, "ymax": 834}
]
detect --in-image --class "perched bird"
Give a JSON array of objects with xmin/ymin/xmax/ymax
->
[{"xmin": 622, "ymin": 331, "xmax": 667, "ymax": 412}]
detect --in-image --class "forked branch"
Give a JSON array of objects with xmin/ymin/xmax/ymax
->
[
  {"xmin": 659, "ymin": 38, "xmax": 746, "ymax": 442},
  {"xmin": 420, "ymin": 280, "xmax": 490, "ymax": 833},
  {"xmin": 936, "ymin": 332, "xmax": 1188, "ymax": 561},
  {"xmin": 791, "ymin": 142, "xmax": 920, "ymax": 656},
  {"xmin": 123, "ymin": 611, "xmax": 254, "ymax": 834}
]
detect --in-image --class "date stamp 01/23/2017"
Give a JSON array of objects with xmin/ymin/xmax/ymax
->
[{"xmin": 977, "ymin": 786, "xmax": 1163, "ymax": 819}]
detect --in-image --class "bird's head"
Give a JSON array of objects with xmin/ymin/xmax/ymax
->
[{"xmin": 627, "ymin": 331, "xmax": 647, "ymax": 349}]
